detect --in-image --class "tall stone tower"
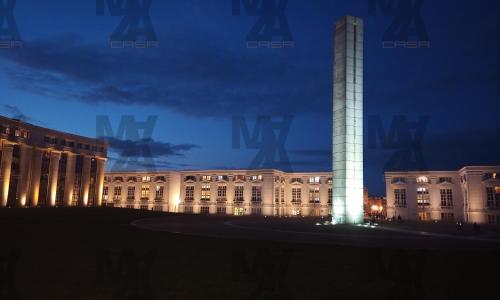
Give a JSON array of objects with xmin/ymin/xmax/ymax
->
[{"xmin": 332, "ymin": 16, "xmax": 364, "ymax": 224}]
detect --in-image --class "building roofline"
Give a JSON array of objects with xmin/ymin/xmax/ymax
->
[{"xmin": 0, "ymin": 115, "xmax": 107, "ymax": 146}]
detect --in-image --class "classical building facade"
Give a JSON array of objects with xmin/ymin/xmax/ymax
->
[
  {"xmin": 103, "ymin": 170, "xmax": 333, "ymax": 217},
  {"xmin": 0, "ymin": 116, "xmax": 108, "ymax": 208},
  {"xmin": 385, "ymin": 166, "xmax": 500, "ymax": 224}
]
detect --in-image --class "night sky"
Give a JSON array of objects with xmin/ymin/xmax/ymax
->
[{"xmin": 1, "ymin": 0, "xmax": 499, "ymax": 195}]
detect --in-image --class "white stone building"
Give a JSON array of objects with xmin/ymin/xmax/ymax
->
[
  {"xmin": 385, "ymin": 166, "xmax": 500, "ymax": 224},
  {"xmin": 103, "ymin": 170, "xmax": 333, "ymax": 217}
]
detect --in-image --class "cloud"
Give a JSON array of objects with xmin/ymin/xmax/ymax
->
[
  {"xmin": 0, "ymin": 33, "xmax": 329, "ymax": 118},
  {"xmin": 1, "ymin": 105, "xmax": 47, "ymax": 126},
  {"xmin": 102, "ymin": 137, "xmax": 199, "ymax": 158}
]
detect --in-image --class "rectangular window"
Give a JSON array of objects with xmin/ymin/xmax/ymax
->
[
  {"xmin": 328, "ymin": 188, "xmax": 332, "ymax": 205},
  {"xmin": 281, "ymin": 187, "xmax": 284, "ymax": 203},
  {"xmin": 103, "ymin": 186, "xmax": 109, "ymax": 201},
  {"xmin": 486, "ymin": 187, "xmax": 495, "ymax": 208},
  {"xmin": 234, "ymin": 207, "xmax": 244, "ymax": 216},
  {"xmin": 201, "ymin": 185, "xmax": 210, "ymax": 201},
  {"xmin": 275, "ymin": 187, "xmax": 280, "ymax": 203},
  {"xmin": 140, "ymin": 205, "xmax": 148, "ymax": 210},
  {"xmin": 417, "ymin": 187, "xmax": 430, "ymax": 207},
  {"xmin": 234, "ymin": 186, "xmax": 244, "ymax": 202},
  {"xmin": 184, "ymin": 206, "xmax": 194, "ymax": 214},
  {"xmin": 394, "ymin": 189, "xmax": 406, "ymax": 207},
  {"xmin": 251, "ymin": 207, "xmax": 262, "ymax": 216},
  {"xmin": 127, "ymin": 186, "xmax": 135, "ymax": 201},
  {"xmin": 308, "ymin": 176, "xmax": 320, "ymax": 184},
  {"xmin": 292, "ymin": 188, "xmax": 301, "ymax": 204},
  {"xmin": 216, "ymin": 207, "xmax": 226, "ymax": 215},
  {"xmin": 251, "ymin": 186, "xmax": 262, "ymax": 202},
  {"xmin": 441, "ymin": 212, "xmax": 454, "ymax": 221},
  {"xmin": 252, "ymin": 175, "xmax": 262, "ymax": 181},
  {"xmin": 202, "ymin": 175, "xmax": 212, "ymax": 182},
  {"xmin": 155, "ymin": 186, "xmax": 164, "ymax": 201},
  {"xmin": 113, "ymin": 186, "xmax": 122, "ymax": 201},
  {"xmin": 141, "ymin": 185, "xmax": 150, "ymax": 200},
  {"xmin": 200, "ymin": 206, "xmax": 210, "ymax": 215},
  {"xmin": 185, "ymin": 186, "xmax": 194, "ymax": 201},
  {"xmin": 126, "ymin": 205, "xmax": 134, "ymax": 209},
  {"xmin": 217, "ymin": 186, "xmax": 227, "ymax": 201},
  {"xmin": 309, "ymin": 187, "xmax": 320, "ymax": 204},
  {"xmin": 440, "ymin": 189, "xmax": 453, "ymax": 208}
]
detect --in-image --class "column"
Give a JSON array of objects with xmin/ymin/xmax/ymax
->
[
  {"xmin": 64, "ymin": 154, "xmax": 76, "ymax": 206},
  {"xmin": 18, "ymin": 145, "xmax": 33, "ymax": 207},
  {"xmin": 29, "ymin": 148, "xmax": 44, "ymax": 207},
  {"xmin": 95, "ymin": 158, "xmax": 106, "ymax": 207},
  {"xmin": 48, "ymin": 152, "xmax": 61, "ymax": 207},
  {"xmin": 81, "ymin": 156, "xmax": 91, "ymax": 207},
  {"xmin": 1, "ymin": 143, "xmax": 13, "ymax": 207}
]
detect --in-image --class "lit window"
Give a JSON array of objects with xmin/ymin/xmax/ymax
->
[
  {"xmin": 309, "ymin": 187, "xmax": 320, "ymax": 203},
  {"xmin": 252, "ymin": 175, "xmax": 262, "ymax": 181},
  {"xmin": 416, "ymin": 176, "xmax": 429, "ymax": 183},
  {"xmin": 202, "ymin": 175, "xmax": 212, "ymax": 182},
  {"xmin": 308, "ymin": 177, "xmax": 320, "ymax": 184},
  {"xmin": 201, "ymin": 185, "xmax": 210, "ymax": 201},
  {"xmin": 142, "ymin": 176, "xmax": 151, "ymax": 182},
  {"xmin": 141, "ymin": 185, "xmax": 150, "ymax": 199},
  {"xmin": 416, "ymin": 187, "xmax": 430, "ymax": 207}
]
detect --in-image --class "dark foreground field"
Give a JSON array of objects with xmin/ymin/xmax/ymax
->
[{"xmin": 1, "ymin": 208, "xmax": 499, "ymax": 300}]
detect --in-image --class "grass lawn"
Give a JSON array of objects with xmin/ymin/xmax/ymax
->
[{"xmin": 0, "ymin": 208, "xmax": 498, "ymax": 299}]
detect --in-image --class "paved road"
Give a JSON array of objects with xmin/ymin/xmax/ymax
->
[{"xmin": 131, "ymin": 215, "xmax": 500, "ymax": 251}]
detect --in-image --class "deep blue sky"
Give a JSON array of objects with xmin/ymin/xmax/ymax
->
[{"xmin": 1, "ymin": 0, "xmax": 499, "ymax": 195}]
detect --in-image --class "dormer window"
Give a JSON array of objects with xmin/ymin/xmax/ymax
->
[
  {"xmin": 308, "ymin": 177, "xmax": 320, "ymax": 184},
  {"xmin": 416, "ymin": 176, "xmax": 429, "ymax": 184},
  {"xmin": 291, "ymin": 178, "xmax": 303, "ymax": 184},
  {"xmin": 252, "ymin": 175, "xmax": 262, "ymax": 181},
  {"xmin": 142, "ymin": 176, "xmax": 151, "ymax": 182},
  {"xmin": 392, "ymin": 177, "xmax": 406, "ymax": 184},
  {"xmin": 202, "ymin": 175, "xmax": 212, "ymax": 182},
  {"xmin": 438, "ymin": 177, "xmax": 452, "ymax": 184},
  {"xmin": 184, "ymin": 176, "xmax": 196, "ymax": 182}
]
